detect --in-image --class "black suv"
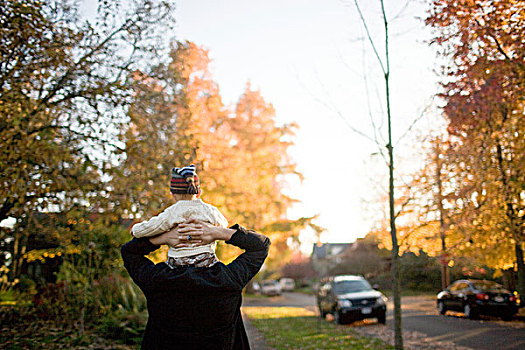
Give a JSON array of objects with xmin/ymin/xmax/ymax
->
[{"xmin": 316, "ymin": 275, "xmax": 387, "ymax": 324}]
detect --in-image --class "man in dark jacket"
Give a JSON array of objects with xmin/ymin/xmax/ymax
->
[{"xmin": 121, "ymin": 219, "xmax": 270, "ymax": 350}]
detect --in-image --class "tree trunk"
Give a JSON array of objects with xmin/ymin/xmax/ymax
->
[
  {"xmin": 495, "ymin": 140, "xmax": 524, "ymax": 304},
  {"xmin": 352, "ymin": 1, "xmax": 402, "ymax": 345},
  {"xmin": 382, "ymin": 0, "xmax": 402, "ymax": 346},
  {"xmin": 515, "ymin": 242, "xmax": 525, "ymax": 306},
  {"xmin": 12, "ymin": 229, "xmax": 20, "ymax": 279},
  {"xmin": 388, "ymin": 142, "xmax": 403, "ymax": 350},
  {"xmin": 435, "ymin": 140, "xmax": 449, "ymax": 289}
]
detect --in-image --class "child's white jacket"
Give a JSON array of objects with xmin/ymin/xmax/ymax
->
[{"xmin": 131, "ymin": 199, "xmax": 228, "ymax": 258}]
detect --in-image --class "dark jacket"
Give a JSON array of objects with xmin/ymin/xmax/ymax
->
[{"xmin": 121, "ymin": 224, "xmax": 270, "ymax": 350}]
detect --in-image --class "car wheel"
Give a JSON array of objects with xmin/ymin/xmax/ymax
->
[
  {"xmin": 377, "ymin": 311, "xmax": 386, "ymax": 324},
  {"xmin": 437, "ymin": 301, "xmax": 447, "ymax": 315},
  {"xmin": 463, "ymin": 303, "xmax": 477, "ymax": 319},
  {"xmin": 501, "ymin": 313, "xmax": 513, "ymax": 321}
]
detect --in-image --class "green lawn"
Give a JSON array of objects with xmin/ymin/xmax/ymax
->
[
  {"xmin": 243, "ymin": 307, "xmax": 394, "ymax": 350},
  {"xmin": 293, "ymin": 286, "xmax": 315, "ymax": 295}
]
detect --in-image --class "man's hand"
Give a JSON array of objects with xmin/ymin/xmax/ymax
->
[
  {"xmin": 176, "ymin": 219, "xmax": 235, "ymax": 244},
  {"xmin": 149, "ymin": 225, "xmax": 202, "ymax": 247}
]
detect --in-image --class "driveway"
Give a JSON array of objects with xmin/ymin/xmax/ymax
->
[{"xmin": 243, "ymin": 292, "xmax": 525, "ymax": 350}]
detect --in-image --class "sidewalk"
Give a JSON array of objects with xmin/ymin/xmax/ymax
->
[{"xmin": 242, "ymin": 310, "xmax": 274, "ymax": 350}]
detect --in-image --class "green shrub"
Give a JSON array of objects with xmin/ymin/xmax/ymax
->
[
  {"xmin": 92, "ymin": 271, "xmax": 147, "ymax": 344},
  {"xmin": 19, "ymin": 215, "xmax": 147, "ymax": 344},
  {"xmin": 97, "ymin": 308, "xmax": 147, "ymax": 344},
  {"xmin": 399, "ymin": 251, "xmax": 441, "ymax": 291},
  {"xmin": 1, "ymin": 211, "xmax": 150, "ymax": 346},
  {"xmin": 17, "ymin": 275, "xmax": 37, "ymax": 296}
]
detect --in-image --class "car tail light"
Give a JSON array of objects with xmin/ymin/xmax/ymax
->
[
  {"xmin": 509, "ymin": 295, "xmax": 517, "ymax": 302},
  {"xmin": 475, "ymin": 293, "xmax": 489, "ymax": 301}
]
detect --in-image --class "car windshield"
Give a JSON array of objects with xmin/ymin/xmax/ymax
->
[
  {"xmin": 333, "ymin": 280, "xmax": 372, "ymax": 294},
  {"xmin": 471, "ymin": 281, "xmax": 509, "ymax": 293}
]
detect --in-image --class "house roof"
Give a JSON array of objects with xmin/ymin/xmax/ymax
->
[{"xmin": 311, "ymin": 243, "xmax": 352, "ymax": 259}]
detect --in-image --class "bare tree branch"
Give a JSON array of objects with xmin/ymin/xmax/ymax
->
[
  {"xmin": 395, "ymin": 96, "xmax": 436, "ymax": 145},
  {"xmin": 353, "ymin": 0, "xmax": 386, "ymax": 75}
]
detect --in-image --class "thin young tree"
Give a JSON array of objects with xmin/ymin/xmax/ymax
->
[
  {"xmin": 310, "ymin": 1, "xmax": 416, "ymax": 347},
  {"xmin": 352, "ymin": 0, "xmax": 403, "ymax": 348},
  {"xmin": 1, "ymin": 0, "xmax": 176, "ymax": 279}
]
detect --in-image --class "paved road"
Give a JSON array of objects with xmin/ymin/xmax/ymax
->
[
  {"xmin": 243, "ymin": 293, "xmax": 525, "ymax": 350},
  {"xmin": 397, "ymin": 296, "xmax": 525, "ymax": 350},
  {"xmin": 243, "ymin": 292, "xmax": 316, "ymax": 310}
]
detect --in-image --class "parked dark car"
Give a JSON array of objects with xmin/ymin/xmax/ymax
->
[
  {"xmin": 316, "ymin": 275, "xmax": 387, "ymax": 324},
  {"xmin": 437, "ymin": 279, "xmax": 518, "ymax": 320}
]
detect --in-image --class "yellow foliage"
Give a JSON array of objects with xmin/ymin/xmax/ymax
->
[
  {"xmin": 23, "ymin": 245, "xmax": 81, "ymax": 263},
  {"xmin": 368, "ymin": 221, "xmax": 447, "ymax": 257}
]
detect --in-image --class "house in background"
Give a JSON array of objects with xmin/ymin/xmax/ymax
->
[{"xmin": 311, "ymin": 243, "xmax": 353, "ymax": 277}]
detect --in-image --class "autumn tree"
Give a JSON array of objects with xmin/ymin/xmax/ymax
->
[
  {"xmin": 212, "ymin": 85, "xmax": 302, "ymax": 264},
  {"xmin": 426, "ymin": 0, "xmax": 525, "ymax": 298},
  {"xmin": 441, "ymin": 64, "xmax": 524, "ymax": 292},
  {"xmin": 113, "ymin": 41, "xmax": 316, "ymax": 267},
  {"xmin": 330, "ymin": 236, "xmax": 390, "ymax": 279},
  {"xmin": 0, "ymin": 0, "xmax": 175, "ymax": 278},
  {"xmin": 393, "ymin": 136, "xmax": 455, "ymax": 290},
  {"xmin": 110, "ymin": 41, "xmax": 223, "ymax": 219},
  {"xmin": 281, "ymin": 253, "xmax": 317, "ymax": 283}
]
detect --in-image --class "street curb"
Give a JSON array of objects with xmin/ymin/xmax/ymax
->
[{"xmin": 241, "ymin": 310, "xmax": 275, "ymax": 350}]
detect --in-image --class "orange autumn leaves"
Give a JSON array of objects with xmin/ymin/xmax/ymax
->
[
  {"xmin": 371, "ymin": 1, "xmax": 524, "ymax": 274},
  {"xmin": 116, "ymin": 42, "xmax": 314, "ymax": 266}
]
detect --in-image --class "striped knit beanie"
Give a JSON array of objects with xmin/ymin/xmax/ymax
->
[{"xmin": 170, "ymin": 165, "xmax": 200, "ymax": 195}]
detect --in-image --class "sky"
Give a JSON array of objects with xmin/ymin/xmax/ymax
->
[{"xmin": 172, "ymin": 0, "xmax": 444, "ymax": 250}]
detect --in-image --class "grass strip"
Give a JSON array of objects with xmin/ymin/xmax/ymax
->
[{"xmin": 243, "ymin": 307, "xmax": 394, "ymax": 350}]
